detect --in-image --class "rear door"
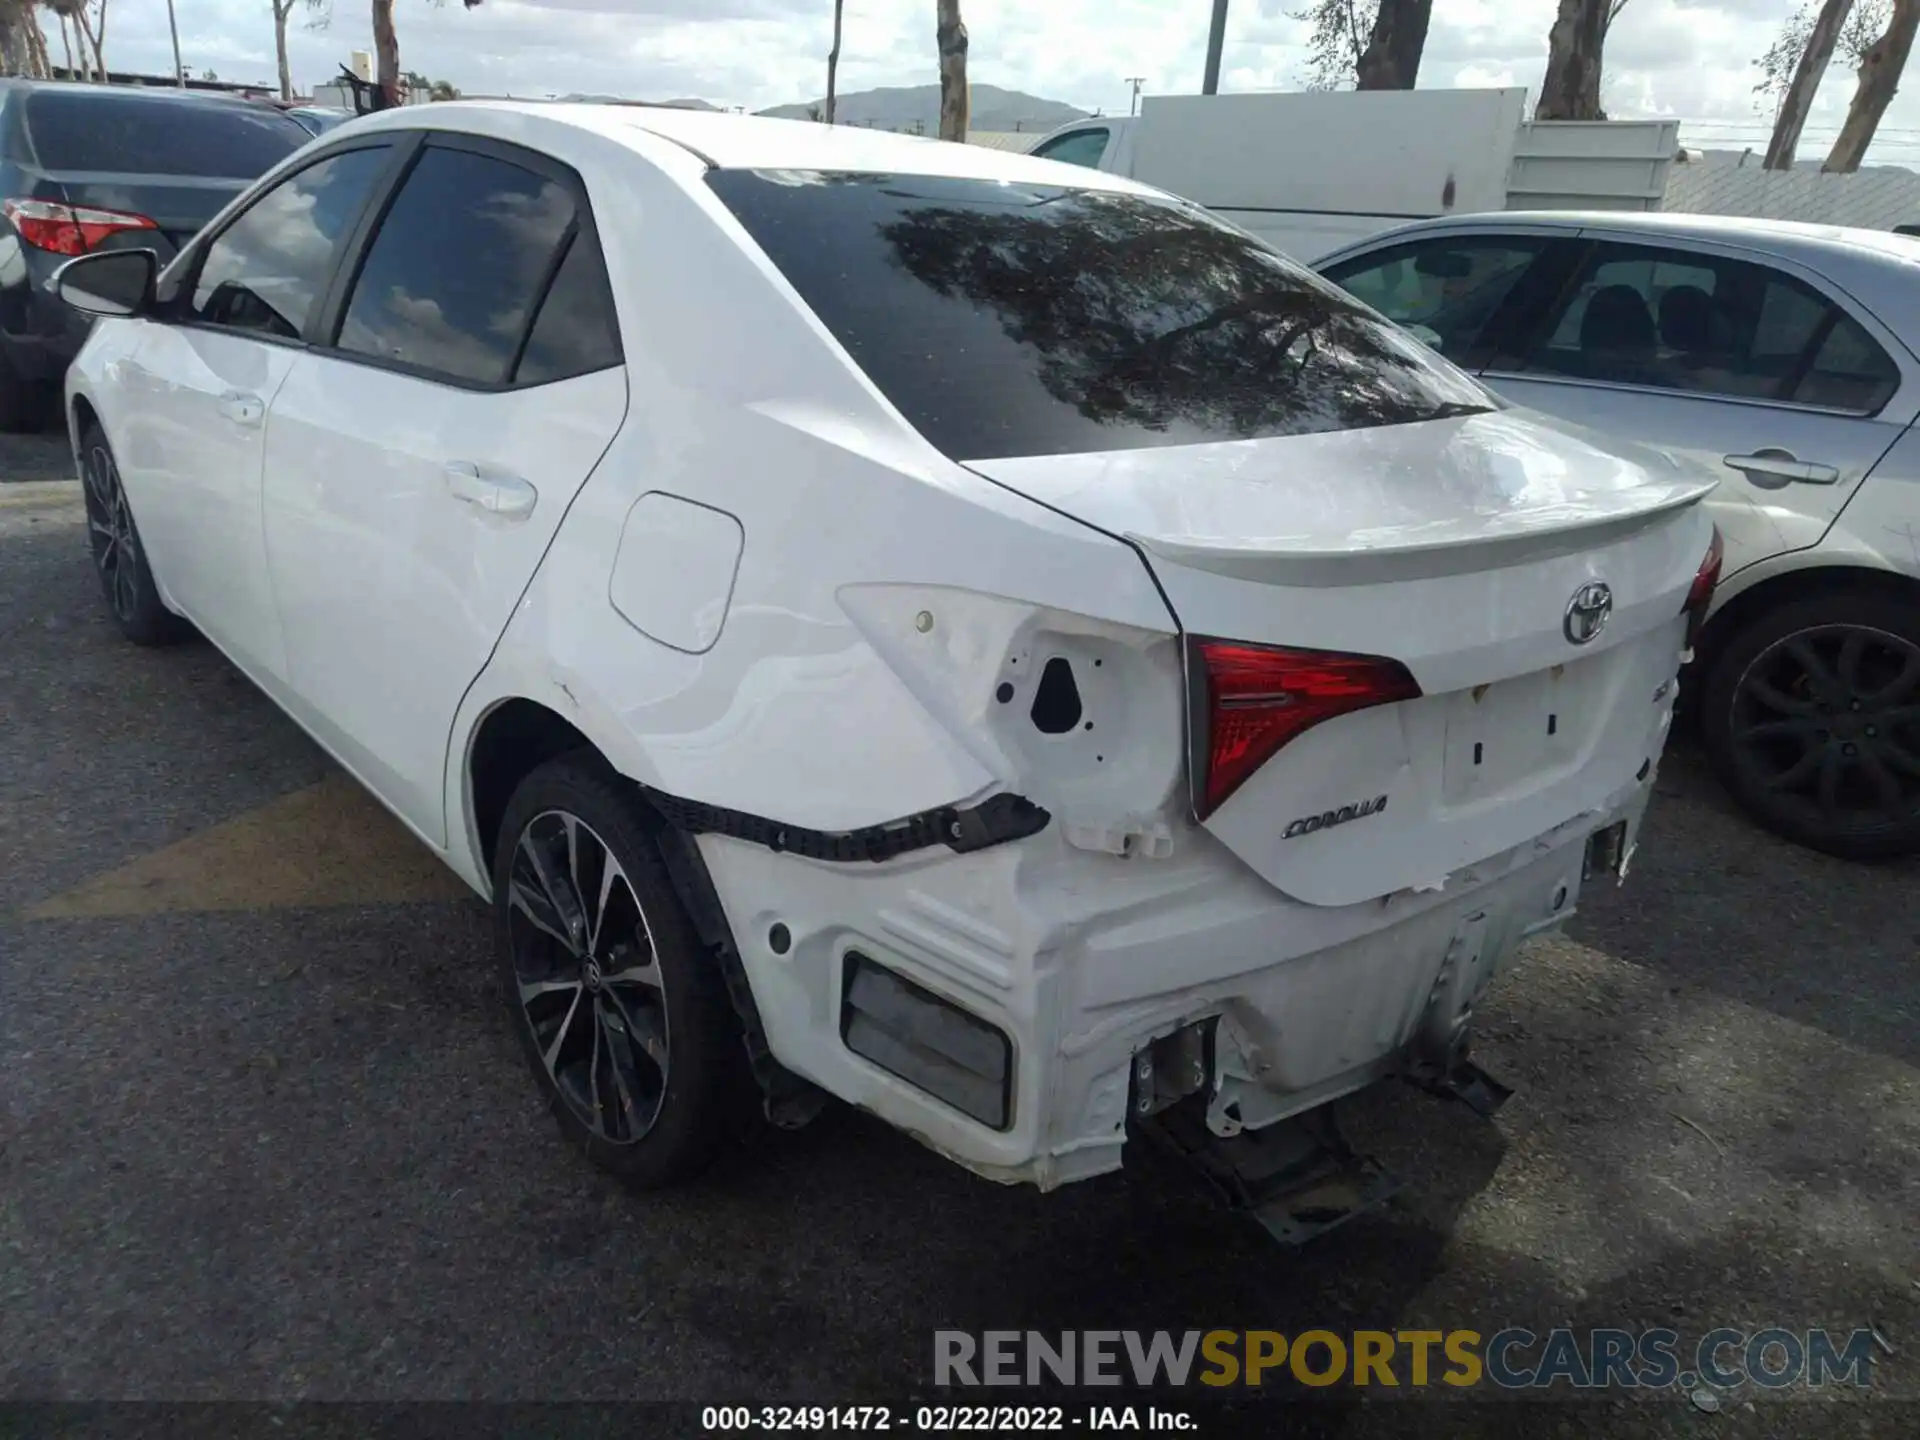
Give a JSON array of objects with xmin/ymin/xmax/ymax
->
[
  {"xmin": 109, "ymin": 139, "xmax": 398, "ymax": 679},
  {"xmin": 1480, "ymin": 231, "xmax": 1918, "ymax": 580},
  {"xmin": 261, "ymin": 134, "xmax": 628, "ymax": 845}
]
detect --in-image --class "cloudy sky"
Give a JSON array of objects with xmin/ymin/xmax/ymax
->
[{"xmin": 79, "ymin": 0, "xmax": 1920, "ymax": 165}]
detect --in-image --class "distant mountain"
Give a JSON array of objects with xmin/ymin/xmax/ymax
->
[{"xmin": 758, "ymin": 83, "xmax": 1086, "ymax": 135}]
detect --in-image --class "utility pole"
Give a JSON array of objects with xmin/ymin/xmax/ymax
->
[
  {"xmin": 1126, "ymin": 76, "xmax": 1145, "ymax": 115},
  {"xmin": 166, "ymin": 0, "xmax": 185, "ymax": 86},
  {"xmin": 1202, "ymin": 0, "xmax": 1229, "ymax": 93}
]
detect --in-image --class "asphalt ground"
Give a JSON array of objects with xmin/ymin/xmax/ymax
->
[{"xmin": 2, "ymin": 465, "xmax": 1918, "ymax": 1437}]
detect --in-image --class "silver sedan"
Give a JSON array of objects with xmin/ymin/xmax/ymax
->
[{"xmin": 1317, "ymin": 211, "xmax": 1920, "ymax": 860}]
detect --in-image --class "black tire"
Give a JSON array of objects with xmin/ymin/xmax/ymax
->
[
  {"xmin": 78, "ymin": 421, "xmax": 186, "ymax": 647},
  {"xmin": 491, "ymin": 754, "xmax": 745, "ymax": 1187},
  {"xmin": 1702, "ymin": 588, "xmax": 1920, "ymax": 860}
]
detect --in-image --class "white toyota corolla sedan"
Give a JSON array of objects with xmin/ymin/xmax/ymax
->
[{"xmin": 55, "ymin": 103, "xmax": 1719, "ymax": 1229}]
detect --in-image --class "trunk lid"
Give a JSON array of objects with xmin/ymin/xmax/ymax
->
[
  {"xmin": 44, "ymin": 174, "xmax": 250, "ymax": 259},
  {"xmin": 967, "ymin": 410, "xmax": 1716, "ymax": 906}
]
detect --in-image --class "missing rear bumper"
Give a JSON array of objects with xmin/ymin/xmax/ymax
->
[
  {"xmin": 1583, "ymin": 818, "xmax": 1630, "ymax": 882},
  {"xmin": 1138, "ymin": 1102, "xmax": 1405, "ymax": 1247}
]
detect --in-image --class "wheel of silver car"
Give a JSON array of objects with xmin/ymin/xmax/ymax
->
[
  {"xmin": 77, "ymin": 422, "xmax": 184, "ymax": 647},
  {"xmin": 506, "ymin": 808, "xmax": 673, "ymax": 1145},
  {"xmin": 491, "ymin": 754, "xmax": 745, "ymax": 1186},
  {"xmin": 1705, "ymin": 593, "xmax": 1920, "ymax": 860}
]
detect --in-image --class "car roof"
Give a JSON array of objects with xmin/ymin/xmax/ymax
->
[
  {"xmin": 345, "ymin": 99, "xmax": 1155, "ymax": 194},
  {"xmin": 0, "ymin": 78, "xmax": 275, "ymax": 109}
]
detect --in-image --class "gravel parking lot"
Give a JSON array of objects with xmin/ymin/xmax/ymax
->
[{"xmin": 2, "ymin": 474, "xmax": 1917, "ymax": 1435}]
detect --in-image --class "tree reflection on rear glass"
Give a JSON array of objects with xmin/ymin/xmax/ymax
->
[{"xmin": 708, "ymin": 171, "xmax": 1494, "ymax": 461}]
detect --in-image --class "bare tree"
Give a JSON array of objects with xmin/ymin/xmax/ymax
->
[
  {"xmin": 1535, "ymin": 0, "xmax": 1631, "ymax": 120},
  {"xmin": 1756, "ymin": 0, "xmax": 1882, "ymax": 169},
  {"xmin": 1291, "ymin": 0, "xmax": 1376, "ymax": 89},
  {"xmin": 55, "ymin": 0, "xmax": 108, "ymax": 80},
  {"xmin": 373, "ymin": 0, "xmax": 481, "ymax": 109},
  {"xmin": 825, "ymin": 0, "xmax": 843, "ymax": 124},
  {"xmin": 1355, "ymin": 0, "xmax": 1433, "ymax": 89},
  {"xmin": 50, "ymin": 4, "xmax": 76, "ymax": 78},
  {"xmin": 72, "ymin": 0, "xmax": 106, "ymax": 79},
  {"xmin": 936, "ymin": 0, "xmax": 967, "ymax": 142},
  {"xmin": 0, "ymin": 1, "xmax": 33, "ymax": 75},
  {"xmin": 271, "ymin": 0, "xmax": 330, "ymax": 100},
  {"xmin": 1826, "ymin": 0, "xmax": 1920, "ymax": 170}
]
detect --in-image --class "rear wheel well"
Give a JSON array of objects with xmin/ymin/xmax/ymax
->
[
  {"xmin": 467, "ymin": 699, "xmax": 600, "ymax": 877},
  {"xmin": 1698, "ymin": 564, "xmax": 1920, "ymax": 672},
  {"xmin": 464, "ymin": 697, "xmax": 821, "ymax": 1127},
  {"xmin": 70, "ymin": 393, "xmax": 98, "ymax": 446}
]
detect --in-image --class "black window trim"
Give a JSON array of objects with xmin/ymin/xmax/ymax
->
[
  {"xmin": 163, "ymin": 133, "xmax": 416, "ymax": 354},
  {"xmin": 309, "ymin": 129, "xmax": 624, "ymax": 394},
  {"xmin": 1487, "ymin": 228, "xmax": 1908, "ymax": 421},
  {"xmin": 161, "ymin": 128, "xmax": 624, "ymax": 392}
]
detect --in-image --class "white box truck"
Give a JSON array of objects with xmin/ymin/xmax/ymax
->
[{"xmin": 1026, "ymin": 88, "xmax": 1680, "ymax": 261}]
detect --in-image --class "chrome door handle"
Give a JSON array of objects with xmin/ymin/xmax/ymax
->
[
  {"xmin": 444, "ymin": 460, "xmax": 537, "ymax": 519},
  {"xmin": 217, "ymin": 390, "xmax": 264, "ymax": 426},
  {"xmin": 1724, "ymin": 450, "xmax": 1840, "ymax": 486}
]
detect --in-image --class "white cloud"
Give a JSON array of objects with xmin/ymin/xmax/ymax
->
[{"xmin": 70, "ymin": 0, "xmax": 1920, "ymax": 166}]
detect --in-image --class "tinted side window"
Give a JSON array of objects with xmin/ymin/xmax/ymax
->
[
  {"xmin": 513, "ymin": 232, "xmax": 622, "ymax": 385},
  {"xmin": 191, "ymin": 146, "xmax": 392, "ymax": 340},
  {"xmin": 26, "ymin": 91, "xmax": 307, "ymax": 179},
  {"xmin": 1521, "ymin": 241, "xmax": 1899, "ymax": 411},
  {"xmin": 337, "ymin": 146, "xmax": 575, "ymax": 385},
  {"xmin": 1032, "ymin": 128, "xmax": 1110, "ymax": 170},
  {"xmin": 1324, "ymin": 238, "xmax": 1542, "ymax": 367},
  {"xmin": 707, "ymin": 170, "xmax": 1494, "ymax": 462}
]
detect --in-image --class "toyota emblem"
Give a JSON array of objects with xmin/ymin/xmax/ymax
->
[{"xmin": 1563, "ymin": 581, "xmax": 1613, "ymax": 645}]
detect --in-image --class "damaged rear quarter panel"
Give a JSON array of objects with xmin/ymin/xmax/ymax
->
[{"xmin": 445, "ymin": 149, "xmax": 1179, "ymax": 868}]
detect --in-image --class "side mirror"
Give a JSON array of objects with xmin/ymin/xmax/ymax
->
[{"xmin": 54, "ymin": 248, "xmax": 158, "ymax": 319}]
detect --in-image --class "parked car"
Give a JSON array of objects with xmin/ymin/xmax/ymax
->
[
  {"xmin": 284, "ymin": 105, "xmax": 352, "ymax": 137},
  {"xmin": 1316, "ymin": 212, "xmax": 1920, "ymax": 859},
  {"xmin": 54, "ymin": 106, "xmax": 1716, "ymax": 1220},
  {"xmin": 0, "ymin": 79, "xmax": 310, "ymax": 430}
]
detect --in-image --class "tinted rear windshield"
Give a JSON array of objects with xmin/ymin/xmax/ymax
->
[
  {"xmin": 706, "ymin": 169, "xmax": 1494, "ymax": 461},
  {"xmin": 25, "ymin": 91, "xmax": 308, "ymax": 178}
]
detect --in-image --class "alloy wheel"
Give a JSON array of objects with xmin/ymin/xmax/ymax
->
[
  {"xmin": 1728, "ymin": 623, "xmax": 1920, "ymax": 838},
  {"xmin": 506, "ymin": 809, "xmax": 671, "ymax": 1144},
  {"xmin": 82, "ymin": 443, "xmax": 139, "ymax": 623}
]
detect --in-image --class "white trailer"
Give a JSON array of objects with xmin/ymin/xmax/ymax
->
[{"xmin": 1027, "ymin": 88, "xmax": 1680, "ymax": 261}]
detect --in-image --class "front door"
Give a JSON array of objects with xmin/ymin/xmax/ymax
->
[
  {"xmin": 110, "ymin": 141, "xmax": 398, "ymax": 678},
  {"xmin": 260, "ymin": 137, "xmax": 628, "ymax": 844}
]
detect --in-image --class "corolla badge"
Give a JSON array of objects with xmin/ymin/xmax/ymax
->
[{"xmin": 1563, "ymin": 581, "xmax": 1613, "ymax": 646}]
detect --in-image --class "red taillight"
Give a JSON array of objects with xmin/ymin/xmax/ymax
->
[
  {"xmin": 4, "ymin": 198, "xmax": 157, "ymax": 257},
  {"xmin": 1683, "ymin": 525, "xmax": 1723, "ymax": 649},
  {"xmin": 1188, "ymin": 637, "xmax": 1422, "ymax": 820}
]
